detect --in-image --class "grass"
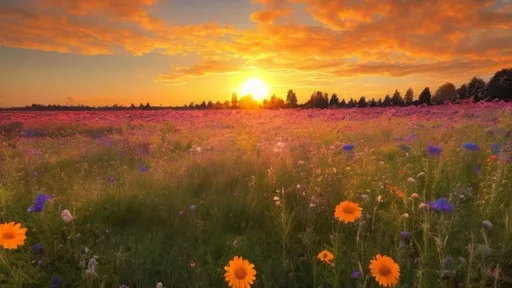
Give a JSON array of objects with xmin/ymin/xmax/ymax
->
[{"xmin": 0, "ymin": 107, "xmax": 511, "ymax": 287}]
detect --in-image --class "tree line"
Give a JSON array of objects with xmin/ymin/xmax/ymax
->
[{"xmin": 3, "ymin": 68, "xmax": 511, "ymax": 111}]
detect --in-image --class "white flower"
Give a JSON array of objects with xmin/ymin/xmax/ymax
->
[
  {"xmin": 61, "ymin": 209, "xmax": 73, "ymax": 223},
  {"xmin": 401, "ymin": 213, "xmax": 409, "ymax": 219},
  {"xmin": 418, "ymin": 203, "xmax": 427, "ymax": 209},
  {"xmin": 411, "ymin": 193, "xmax": 420, "ymax": 199},
  {"xmin": 273, "ymin": 196, "xmax": 280, "ymax": 201},
  {"xmin": 377, "ymin": 195, "xmax": 383, "ymax": 202},
  {"xmin": 156, "ymin": 283, "xmax": 163, "ymax": 288},
  {"xmin": 407, "ymin": 177, "xmax": 416, "ymax": 183}
]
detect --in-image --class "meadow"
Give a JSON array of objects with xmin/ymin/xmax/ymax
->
[{"xmin": 0, "ymin": 102, "xmax": 511, "ymax": 287}]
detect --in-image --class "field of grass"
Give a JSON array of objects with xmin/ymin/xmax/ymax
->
[{"xmin": 1, "ymin": 103, "xmax": 512, "ymax": 287}]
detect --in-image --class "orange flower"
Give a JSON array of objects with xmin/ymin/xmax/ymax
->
[
  {"xmin": 369, "ymin": 254, "xmax": 400, "ymax": 287},
  {"xmin": 0, "ymin": 222, "xmax": 27, "ymax": 249},
  {"xmin": 489, "ymin": 155, "xmax": 498, "ymax": 161},
  {"xmin": 334, "ymin": 201, "xmax": 362, "ymax": 223},
  {"xmin": 317, "ymin": 250, "xmax": 334, "ymax": 264},
  {"xmin": 224, "ymin": 256, "xmax": 256, "ymax": 288}
]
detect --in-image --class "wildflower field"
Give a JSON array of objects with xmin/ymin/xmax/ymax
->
[{"xmin": 1, "ymin": 102, "xmax": 512, "ymax": 287}]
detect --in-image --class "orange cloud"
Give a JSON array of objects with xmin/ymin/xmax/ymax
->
[{"xmin": 1, "ymin": 0, "xmax": 512, "ymax": 83}]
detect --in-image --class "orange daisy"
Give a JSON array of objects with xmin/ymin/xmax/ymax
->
[
  {"xmin": 334, "ymin": 200, "xmax": 362, "ymax": 223},
  {"xmin": 224, "ymin": 256, "xmax": 256, "ymax": 288},
  {"xmin": 317, "ymin": 250, "xmax": 334, "ymax": 264},
  {"xmin": 0, "ymin": 222, "xmax": 27, "ymax": 249},
  {"xmin": 369, "ymin": 254, "xmax": 400, "ymax": 287}
]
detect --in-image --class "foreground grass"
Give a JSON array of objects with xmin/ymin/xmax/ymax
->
[{"xmin": 0, "ymin": 108, "xmax": 512, "ymax": 287}]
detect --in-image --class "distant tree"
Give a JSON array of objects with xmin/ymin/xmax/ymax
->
[
  {"xmin": 239, "ymin": 94, "xmax": 259, "ymax": 109},
  {"xmin": 200, "ymin": 101, "xmax": 206, "ymax": 109},
  {"xmin": 339, "ymin": 98, "xmax": 347, "ymax": 108},
  {"xmin": 130, "ymin": 103, "xmax": 136, "ymax": 109},
  {"xmin": 418, "ymin": 87, "xmax": 432, "ymax": 105},
  {"xmin": 487, "ymin": 68, "xmax": 512, "ymax": 101},
  {"xmin": 286, "ymin": 89, "xmax": 298, "ymax": 107},
  {"xmin": 357, "ymin": 96, "xmax": 367, "ymax": 107},
  {"xmin": 189, "ymin": 102, "xmax": 195, "ymax": 109},
  {"xmin": 329, "ymin": 93, "xmax": 339, "ymax": 107},
  {"xmin": 207, "ymin": 101, "xmax": 213, "ymax": 109},
  {"xmin": 347, "ymin": 98, "xmax": 355, "ymax": 108},
  {"xmin": 377, "ymin": 98, "xmax": 383, "ymax": 107},
  {"xmin": 404, "ymin": 87, "xmax": 414, "ymax": 105},
  {"xmin": 382, "ymin": 94, "xmax": 392, "ymax": 107},
  {"xmin": 223, "ymin": 100, "xmax": 230, "ymax": 109},
  {"xmin": 392, "ymin": 89, "xmax": 404, "ymax": 106},
  {"xmin": 231, "ymin": 93, "xmax": 238, "ymax": 108},
  {"xmin": 457, "ymin": 83, "xmax": 468, "ymax": 100},
  {"xmin": 145, "ymin": 102, "xmax": 151, "ymax": 109},
  {"xmin": 139, "ymin": 103, "xmax": 144, "ymax": 109},
  {"xmin": 214, "ymin": 101, "xmax": 222, "ymax": 109},
  {"xmin": 433, "ymin": 82, "xmax": 457, "ymax": 104},
  {"xmin": 467, "ymin": 77, "xmax": 487, "ymax": 102},
  {"xmin": 369, "ymin": 98, "xmax": 377, "ymax": 107}
]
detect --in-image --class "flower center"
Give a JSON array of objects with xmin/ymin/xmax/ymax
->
[
  {"xmin": 323, "ymin": 252, "xmax": 328, "ymax": 259},
  {"xmin": 2, "ymin": 231, "xmax": 15, "ymax": 239},
  {"xmin": 379, "ymin": 264, "xmax": 392, "ymax": 276},
  {"xmin": 343, "ymin": 205, "xmax": 355, "ymax": 214},
  {"xmin": 234, "ymin": 267, "xmax": 247, "ymax": 280}
]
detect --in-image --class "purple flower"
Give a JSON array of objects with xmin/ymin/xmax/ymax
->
[
  {"xmin": 427, "ymin": 145, "xmax": 442, "ymax": 156},
  {"xmin": 32, "ymin": 243, "xmax": 43, "ymax": 254},
  {"xmin": 50, "ymin": 276, "xmax": 62, "ymax": 288},
  {"xmin": 342, "ymin": 144, "xmax": 354, "ymax": 152},
  {"xmin": 139, "ymin": 165, "xmax": 149, "ymax": 173},
  {"xmin": 473, "ymin": 165, "xmax": 480, "ymax": 173},
  {"xmin": 189, "ymin": 205, "xmax": 196, "ymax": 211},
  {"xmin": 107, "ymin": 176, "xmax": 115, "ymax": 183},
  {"xmin": 351, "ymin": 270, "xmax": 362, "ymax": 279},
  {"xmin": 399, "ymin": 144, "xmax": 410, "ymax": 152},
  {"xmin": 491, "ymin": 143, "xmax": 501, "ymax": 155},
  {"xmin": 400, "ymin": 231, "xmax": 411, "ymax": 243},
  {"xmin": 407, "ymin": 133, "xmax": 419, "ymax": 142},
  {"xmin": 28, "ymin": 194, "xmax": 52, "ymax": 213},
  {"xmin": 462, "ymin": 142, "xmax": 480, "ymax": 151},
  {"xmin": 428, "ymin": 198, "xmax": 453, "ymax": 213}
]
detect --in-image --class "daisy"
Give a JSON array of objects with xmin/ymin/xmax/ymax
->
[
  {"xmin": 224, "ymin": 256, "xmax": 256, "ymax": 288},
  {"xmin": 369, "ymin": 254, "xmax": 400, "ymax": 287},
  {"xmin": 334, "ymin": 201, "xmax": 362, "ymax": 223}
]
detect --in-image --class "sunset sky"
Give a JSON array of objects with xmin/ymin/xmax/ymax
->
[{"xmin": 1, "ymin": 0, "xmax": 512, "ymax": 107}]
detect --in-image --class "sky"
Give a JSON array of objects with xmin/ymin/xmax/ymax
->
[{"xmin": 1, "ymin": 0, "xmax": 512, "ymax": 107}]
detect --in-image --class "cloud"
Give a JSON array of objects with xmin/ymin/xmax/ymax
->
[{"xmin": 1, "ymin": 0, "xmax": 512, "ymax": 82}]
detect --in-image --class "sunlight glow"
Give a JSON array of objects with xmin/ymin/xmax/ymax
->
[{"xmin": 240, "ymin": 78, "xmax": 269, "ymax": 101}]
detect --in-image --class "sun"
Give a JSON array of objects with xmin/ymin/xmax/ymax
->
[{"xmin": 240, "ymin": 78, "xmax": 269, "ymax": 101}]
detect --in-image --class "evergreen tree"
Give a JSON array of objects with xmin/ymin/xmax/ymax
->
[
  {"xmin": 329, "ymin": 93, "xmax": 339, "ymax": 107},
  {"xmin": 357, "ymin": 96, "xmax": 367, "ymax": 107},
  {"xmin": 392, "ymin": 89, "xmax": 404, "ymax": 106},
  {"xmin": 418, "ymin": 87, "xmax": 432, "ymax": 105},
  {"xmin": 404, "ymin": 87, "xmax": 414, "ymax": 105}
]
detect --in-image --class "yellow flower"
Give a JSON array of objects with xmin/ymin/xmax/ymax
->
[
  {"xmin": 0, "ymin": 222, "xmax": 27, "ymax": 250},
  {"xmin": 224, "ymin": 256, "xmax": 256, "ymax": 288},
  {"xmin": 369, "ymin": 254, "xmax": 400, "ymax": 287},
  {"xmin": 334, "ymin": 200, "xmax": 362, "ymax": 223},
  {"xmin": 317, "ymin": 250, "xmax": 334, "ymax": 264}
]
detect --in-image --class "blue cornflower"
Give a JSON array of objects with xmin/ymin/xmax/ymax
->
[
  {"xmin": 400, "ymin": 231, "xmax": 411, "ymax": 243},
  {"xmin": 428, "ymin": 198, "xmax": 453, "ymax": 213},
  {"xmin": 28, "ymin": 194, "xmax": 52, "ymax": 213},
  {"xmin": 491, "ymin": 143, "xmax": 501, "ymax": 155},
  {"xmin": 351, "ymin": 270, "xmax": 362, "ymax": 279},
  {"xmin": 399, "ymin": 144, "xmax": 410, "ymax": 152},
  {"xmin": 342, "ymin": 144, "xmax": 354, "ymax": 152},
  {"xmin": 32, "ymin": 243, "xmax": 44, "ymax": 254},
  {"xmin": 462, "ymin": 142, "xmax": 480, "ymax": 151},
  {"xmin": 427, "ymin": 145, "xmax": 442, "ymax": 156},
  {"xmin": 139, "ymin": 166, "xmax": 149, "ymax": 173},
  {"xmin": 50, "ymin": 276, "xmax": 62, "ymax": 288},
  {"xmin": 473, "ymin": 165, "xmax": 480, "ymax": 173}
]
